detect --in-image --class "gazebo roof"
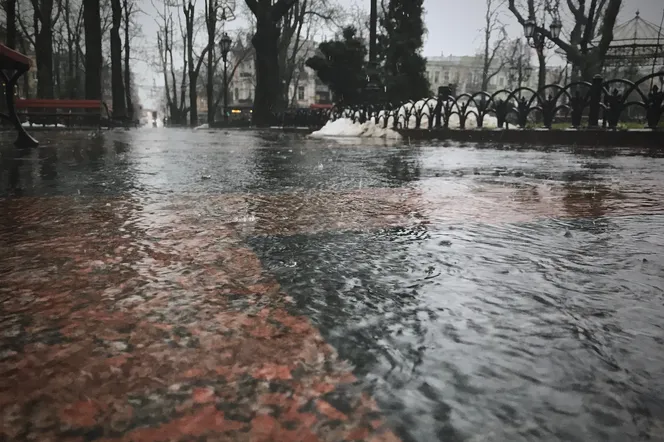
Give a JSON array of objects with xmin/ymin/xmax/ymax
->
[{"xmin": 597, "ymin": 11, "xmax": 664, "ymax": 65}]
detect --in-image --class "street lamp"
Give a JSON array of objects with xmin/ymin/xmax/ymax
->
[
  {"xmin": 364, "ymin": 0, "xmax": 381, "ymax": 104},
  {"xmin": 509, "ymin": 65, "xmax": 518, "ymax": 85},
  {"xmin": 219, "ymin": 32, "xmax": 233, "ymax": 123},
  {"xmin": 523, "ymin": 13, "xmax": 562, "ymax": 51},
  {"xmin": 550, "ymin": 17, "xmax": 562, "ymax": 39},
  {"xmin": 523, "ymin": 18, "xmax": 536, "ymax": 39},
  {"xmin": 524, "ymin": 65, "xmax": 533, "ymax": 79}
]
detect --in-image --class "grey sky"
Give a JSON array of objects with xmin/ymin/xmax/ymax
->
[{"xmin": 135, "ymin": 0, "xmax": 664, "ymax": 108}]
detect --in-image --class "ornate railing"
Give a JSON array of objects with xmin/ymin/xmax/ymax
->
[
  {"xmin": 272, "ymin": 107, "xmax": 333, "ymax": 129},
  {"xmin": 276, "ymin": 73, "xmax": 664, "ymax": 131}
]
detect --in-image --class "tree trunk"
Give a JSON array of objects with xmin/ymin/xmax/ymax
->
[
  {"xmin": 183, "ymin": 1, "xmax": 197, "ymax": 126},
  {"xmin": 54, "ymin": 49, "xmax": 61, "ymax": 97},
  {"xmin": 6, "ymin": 0, "xmax": 17, "ymax": 49},
  {"xmin": 536, "ymin": 47, "xmax": 546, "ymax": 94},
  {"xmin": 35, "ymin": 27, "xmax": 55, "ymax": 98},
  {"xmin": 74, "ymin": 38, "xmax": 81, "ymax": 98},
  {"xmin": 252, "ymin": 16, "xmax": 281, "ymax": 126},
  {"xmin": 481, "ymin": 64, "xmax": 489, "ymax": 92},
  {"xmin": 84, "ymin": 0, "xmax": 102, "ymax": 100},
  {"xmin": 67, "ymin": 37, "xmax": 75, "ymax": 97},
  {"xmin": 189, "ymin": 70, "xmax": 198, "ymax": 126},
  {"xmin": 110, "ymin": 0, "xmax": 126, "ymax": 118},
  {"xmin": 206, "ymin": 50, "xmax": 215, "ymax": 124},
  {"xmin": 34, "ymin": 0, "xmax": 55, "ymax": 99},
  {"xmin": 205, "ymin": 0, "xmax": 216, "ymax": 124},
  {"xmin": 481, "ymin": 22, "xmax": 490, "ymax": 92},
  {"xmin": 64, "ymin": 0, "xmax": 75, "ymax": 97},
  {"xmin": 19, "ymin": 40, "xmax": 30, "ymax": 97},
  {"xmin": 123, "ymin": 0, "xmax": 133, "ymax": 121},
  {"xmin": 579, "ymin": 55, "xmax": 602, "ymax": 81}
]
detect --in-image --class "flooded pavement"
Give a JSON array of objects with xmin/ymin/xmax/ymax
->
[{"xmin": 1, "ymin": 128, "xmax": 664, "ymax": 441}]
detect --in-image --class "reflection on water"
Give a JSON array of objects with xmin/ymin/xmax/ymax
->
[{"xmin": 1, "ymin": 129, "xmax": 664, "ymax": 441}]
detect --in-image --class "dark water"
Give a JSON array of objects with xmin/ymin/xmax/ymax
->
[{"xmin": 2, "ymin": 128, "xmax": 664, "ymax": 441}]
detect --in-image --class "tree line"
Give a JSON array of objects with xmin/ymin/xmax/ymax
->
[
  {"xmin": 3, "ymin": 0, "xmax": 630, "ymax": 126},
  {"xmin": 481, "ymin": 0, "xmax": 624, "ymax": 93},
  {"xmin": 306, "ymin": 0, "xmax": 430, "ymax": 107},
  {"xmin": 151, "ymin": 0, "xmax": 431, "ymax": 126},
  {"xmin": 3, "ymin": 0, "xmax": 142, "ymax": 120},
  {"xmin": 149, "ymin": 0, "xmax": 346, "ymax": 126},
  {"xmin": 308, "ymin": 0, "xmax": 628, "ymax": 106}
]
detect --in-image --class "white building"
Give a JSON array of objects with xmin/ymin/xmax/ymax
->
[
  {"xmin": 228, "ymin": 39, "xmax": 331, "ymax": 109},
  {"xmin": 425, "ymin": 54, "xmax": 563, "ymax": 96}
]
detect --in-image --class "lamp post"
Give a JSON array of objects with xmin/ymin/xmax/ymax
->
[
  {"xmin": 524, "ymin": 65, "xmax": 533, "ymax": 85},
  {"xmin": 509, "ymin": 53, "xmax": 533, "ymax": 89},
  {"xmin": 365, "ymin": 0, "xmax": 381, "ymax": 103},
  {"xmin": 219, "ymin": 32, "xmax": 233, "ymax": 123},
  {"xmin": 369, "ymin": 0, "xmax": 377, "ymax": 64},
  {"xmin": 509, "ymin": 65, "xmax": 518, "ymax": 89},
  {"xmin": 522, "ymin": 13, "xmax": 561, "ymax": 96}
]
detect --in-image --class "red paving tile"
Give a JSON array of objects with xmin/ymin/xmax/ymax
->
[{"xmin": 0, "ymin": 195, "xmax": 399, "ymax": 441}]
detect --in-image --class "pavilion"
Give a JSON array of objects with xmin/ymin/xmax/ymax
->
[{"xmin": 599, "ymin": 10, "xmax": 664, "ymax": 79}]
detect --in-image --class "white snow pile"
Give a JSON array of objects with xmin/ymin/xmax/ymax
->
[
  {"xmin": 379, "ymin": 99, "xmax": 500, "ymax": 129},
  {"xmin": 310, "ymin": 117, "xmax": 402, "ymax": 139},
  {"xmin": 314, "ymin": 98, "xmax": 500, "ymax": 139},
  {"xmin": 402, "ymin": 99, "xmax": 500, "ymax": 129},
  {"xmin": 21, "ymin": 122, "xmax": 67, "ymax": 128}
]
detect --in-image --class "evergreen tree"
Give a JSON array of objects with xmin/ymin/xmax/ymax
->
[
  {"xmin": 306, "ymin": 27, "xmax": 368, "ymax": 106},
  {"xmin": 382, "ymin": 0, "xmax": 430, "ymax": 104}
]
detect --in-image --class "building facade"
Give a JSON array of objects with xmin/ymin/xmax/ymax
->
[
  {"xmin": 226, "ymin": 39, "xmax": 331, "ymax": 110},
  {"xmin": 425, "ymin": 54, "xmax": 564, "ymax": 96}
]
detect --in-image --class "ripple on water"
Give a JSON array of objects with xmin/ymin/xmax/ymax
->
[
  {"xmin": 3, "ymin": 131, "xmax": 664, "ymax": 441},
  {"xmin": 248, "ymin": 215, "xmax": 664, "ymax": 442}
]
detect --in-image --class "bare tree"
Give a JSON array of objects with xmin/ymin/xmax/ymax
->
[
  {"xmin": 502, "ymin": 37, "xmax": 533, "ymax": 88},
  {"xmin": 203, "ymin": 0, "xmax": 219, "ymax": 124},
  {"xmin": 28, "ymin": 0, "xmax": 62, "ymax": 97},
  {"xmin": 110, "ymin": 0, "xmax": 127, "ymax": 117},
  {"xmin": 63, "ymin": 0, "xmax": 85, "ymax": 97},
  {"xmin": 84, "ymin": 0, "xmax": 103, "ymax": 100},
  {"xmin": 243, "ymin": 0, "xmax": 299, "ymax": 126},
  {"xmin": 481, "ymin": 0, "xmax": 508, "ymax": 91},
  {"xmin": 183, "ymin": 0, "xmax": 212, "ymax": 126},
  {"xmin": 277, "ymin": 0, "xmax": 340, "ymax": 107},
  {"xmin": 204, "ymin": 31, "xmax": 254, "ymax": 116},
  {"xmin": 122, "ymin": 0, "xmax": 139, "ymax": 120},
  {"xmin": 155, "ymin": 0, "xmax": 188, "ymax": 124},
  {"xmin": 507, "ymin": 0, "xmax": 622, "ymax": 80},
  {"xmin": 4, "ymin": 0, "xmax": 18, "ymax": 48}
]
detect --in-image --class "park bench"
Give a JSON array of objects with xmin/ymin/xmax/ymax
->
[
  {"xmin": 16, "ymin": 98, "xmax": 110, "ymax": 128},
  {"xmin": 0, "ymin": 44, "xmax": 38, "ymax": 146}
]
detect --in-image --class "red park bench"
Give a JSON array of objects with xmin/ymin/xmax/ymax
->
[
  {"xmin": 16, "ymin": 98, "xmax": 110, "ymax": 128},
  {"xmin": 0, "ymin": 44, "xmax": 38, "ymax": 147}
]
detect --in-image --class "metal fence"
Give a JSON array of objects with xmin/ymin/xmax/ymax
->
[{"xmin": 274, "ymin": 73, "xmax": 664, "ymax": 131}]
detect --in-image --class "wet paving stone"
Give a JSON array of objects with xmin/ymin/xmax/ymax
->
[
  {"xmin": 2, "ymin": 130, "xmax": 664, "ymax": 441},
  {"xmin": 0, "ymin": 193, "xmax": 398, "ymax": 441}
]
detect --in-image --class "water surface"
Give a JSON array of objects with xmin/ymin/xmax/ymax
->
[{"xmin": 1, "ymin": 128, "xmax": 663, "ymax": 441}]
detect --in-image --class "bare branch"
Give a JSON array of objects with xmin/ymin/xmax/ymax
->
[
  {"xmin": 272, "ymin": 0, "xmax": 297, "ymax": 21},
  {"xmin": 16, "ymin": 2, "xmax": 37, "ymax": 47},
  {"xmin": 595, "ymin": 0, "xmax": 620, "ymax": 56}
]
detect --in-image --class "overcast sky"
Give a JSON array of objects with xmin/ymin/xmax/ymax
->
[{"xmin": 135, "ymin": 0, "xmax": 664, "ymax": 109}]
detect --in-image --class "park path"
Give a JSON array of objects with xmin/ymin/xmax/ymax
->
[{"xmin": 0, "ymin": 192, "xmax": 411, "ymax": 442}]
